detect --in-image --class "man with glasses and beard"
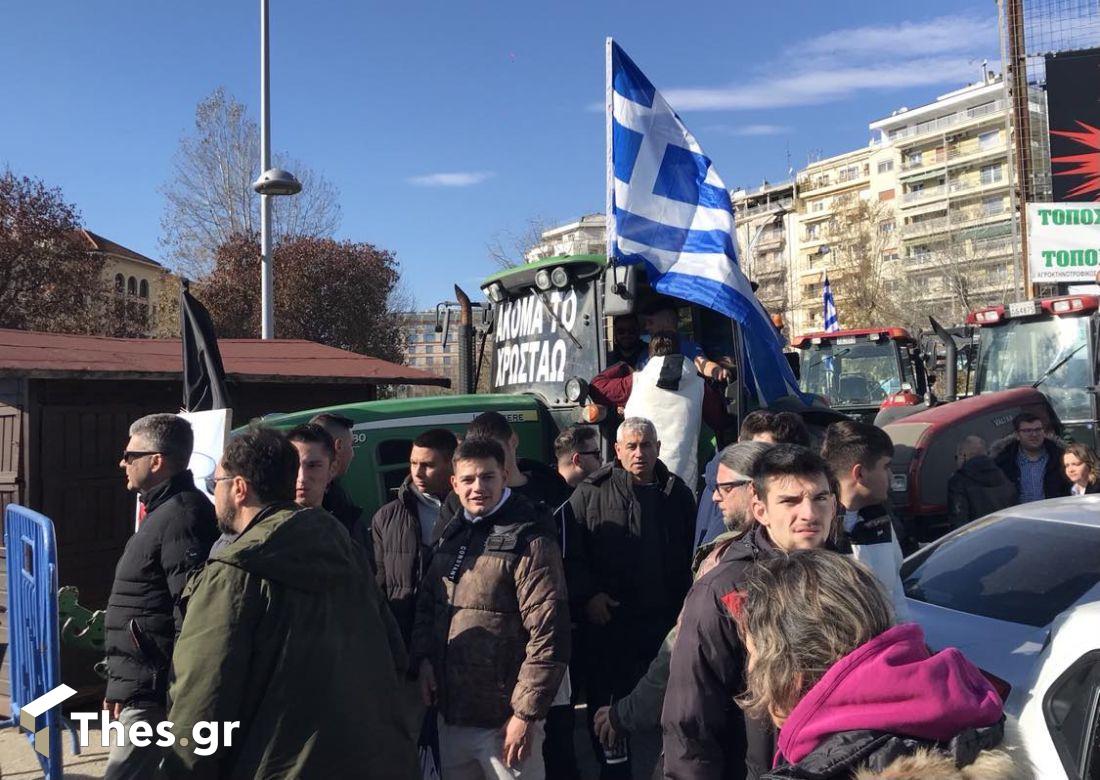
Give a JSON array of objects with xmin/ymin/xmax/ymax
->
[{"xmin": 105, "ymin": 414, "xmax": 217, "ymax": 780}]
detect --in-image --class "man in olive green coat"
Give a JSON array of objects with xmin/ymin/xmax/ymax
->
[{"xmin": 162, "ymin": 427, "xmax": 417, "ymax": 779}]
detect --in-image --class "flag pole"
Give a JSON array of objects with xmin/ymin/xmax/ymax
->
[{"xmin": 605, "ymin": 37, "xmax": 614, "ymax": 263}]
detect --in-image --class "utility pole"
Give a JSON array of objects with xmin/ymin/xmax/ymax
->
[
  {"xmin": 1002, "ymin": 0, "xmax": 1033, "ymax": 296},
  {"xmin": 252, "ymin": 0, "xmax": 301, "ymax": 339}
]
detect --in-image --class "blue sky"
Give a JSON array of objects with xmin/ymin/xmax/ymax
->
[{"xmin": 2, "ymin": 1, "xmax": 999, "ymax": 309}]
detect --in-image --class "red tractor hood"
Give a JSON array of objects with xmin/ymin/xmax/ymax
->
[{"xmin": 882, "ymin": 388, "xmax": 1059, "ymax": 520}]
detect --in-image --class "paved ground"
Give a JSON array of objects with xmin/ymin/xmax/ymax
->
[{"xmin": 0, "ymin": 722, "xmax": 109, "ymax": 779}]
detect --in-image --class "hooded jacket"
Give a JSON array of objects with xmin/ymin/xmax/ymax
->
[
  {"xmin": 763, "ymin": 623, "xmax": 1006, "ymax": 780},
  {"xmin": 163, "ymin": 504, "xmax": 417, "ymax": 779},
  {"xmin": 411, "ymin": 491, "xmax": 570, "ymax": 728},
  {"xmin": 661, "ymin": 525, "xmax": 781, "ymax": 780},
  {"xmin": 946, "ymin": 455, "xmax": 1018, "ymax": 528},
  {"xmin": 104, "ymin": 469, "xmax": 217, "ymax": 706}
]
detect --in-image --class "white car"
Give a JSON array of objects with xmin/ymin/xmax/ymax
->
[{"xmin": 901, "ymin": 495, "xmax": 1100, "ymax": 780}]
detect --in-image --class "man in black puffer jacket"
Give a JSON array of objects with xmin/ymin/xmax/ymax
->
[
  {"xmin": 569, "ymin": 417, "xmax": 697, "ymax": 780},
  {"xmin": 104, "ymin": 413, "xmax": 217, "ymax": 780},
  {"xmin": 371, "ymin": 428, "xmax": 458, "ymax": 646}
]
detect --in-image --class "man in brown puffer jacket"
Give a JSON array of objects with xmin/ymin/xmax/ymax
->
[{"xmin": 412, "ymin": 437, "xmax": 570, "ymax": 779}]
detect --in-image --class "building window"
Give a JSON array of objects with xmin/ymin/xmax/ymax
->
[
  {"xmin": 877, "ymin": 160, "xmax": 894, "ymax": 173},
  {"xmin": 878, "ymin": 220, "xmax": 896, "ymax": 235},
  {"xmin": 979, "ymin": 130, "xmax": 999, "ymax": 150},
  {"xmin": 115, "ymin": 274, "xmax": 125, "ymax": 293},
  {"xmin": 805, "ymin": 223, "xmax": 819, "ymax": 240},
  {"xmin": 425, "ymin": 345, "xmax": 436, "ymax": 354},
  {"xmin": 139, "ymin": 279, "xmax": 149, "ymax": 298},
  {"xmin": 980, "ymin": 163, "xmax": 1003, "ymax": 185},
  {"xmin": 127, "ymin": 277, "xmax": 137, "ymax": 296},
  {"xmin": 983, "ymin": 196, "xmax": 1003, "ymax": 216},
  {"xmin": 883, "ymin": 252, "xmax": 899, "ymax": 262},
  {"xmin": 906, "ymin": 150, "xmax": 923, "ymax": 166},
  {"xmin": 443, "ymin": 356, "xmax": 452, "ymax": 366}
]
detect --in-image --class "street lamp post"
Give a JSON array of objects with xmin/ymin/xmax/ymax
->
[{"xmin": 252, "ymin": 0, "xmax": 301, "ymax": 339}]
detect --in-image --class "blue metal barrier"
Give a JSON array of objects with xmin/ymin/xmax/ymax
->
[{"xmin": 1, "ymin": 504, "xmax": 74, "ymax": 779}]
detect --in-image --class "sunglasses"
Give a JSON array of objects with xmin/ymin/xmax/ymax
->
[
  {"xmin": 121, "ymin": 450, "xmax": 163, "ymax": 464},
  {"xmin": 204, "ymin": 475, "xmax": 234, "ymax": 493},
  {"xmin": 576, "ymin": 450, "xmax": 601, "ymax": 458},
  {"xmin": 714, "ymin": 479, "xmax": 751, "ymax": 497}
]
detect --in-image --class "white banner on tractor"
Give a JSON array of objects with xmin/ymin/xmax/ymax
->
[{"xmin": 1027, "ymin": 203, "xmax": 1100, "ymax": 283}]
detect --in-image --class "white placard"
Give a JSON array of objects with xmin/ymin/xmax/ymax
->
[
  {"xmin": 179, "ymin": 408, "xmax": 231, "ymax": 500},
  {"xmin": 1027, "ymin": 203, "xmax": 1100, "ymax": 283}
]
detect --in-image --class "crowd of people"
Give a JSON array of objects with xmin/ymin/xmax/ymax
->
[{"xmin": 97, "ymin": 390, "xmax": 1100, "ymax": 779}]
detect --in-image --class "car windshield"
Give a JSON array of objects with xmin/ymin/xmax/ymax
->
[
  {"xmin": 975, "ymin": 315, "xmax": 1092, "ymax": 422},
  {"xmin": 902, "ymin": 514, "xmax": 1100, "ymax": 628},
  {"xmin": 800, "ymin": 340, "xmax": 900, "ymax": 405}
]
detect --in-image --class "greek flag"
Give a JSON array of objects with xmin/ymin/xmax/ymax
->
[
  {"xmin": 823, "ymin": 274, "xmax": 840, "ymax": 333},
  {"xmin": 606, "ymin": 40, "xmax": 802, "ymax": 405}
]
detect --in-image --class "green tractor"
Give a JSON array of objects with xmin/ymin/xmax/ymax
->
[{"xmin": 258, "ymin": 254, "xmax": 838, "ymax": 516}]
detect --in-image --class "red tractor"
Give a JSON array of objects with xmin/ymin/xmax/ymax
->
[
  {"xmin": 883, "ymin": 294, "xmax": 1099, "ymax": 541},
  {"xmin": 791, "ymin": 328, "xmax": 932, "ymax": 425}
]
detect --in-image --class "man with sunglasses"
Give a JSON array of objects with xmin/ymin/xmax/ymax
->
[
  {"xmin": 554, "ymin": 426, "xmax": 602, "ymax": 489},
  {"xmin": 104, "ymin": 414, "xmax": 217, "ymax": 780}
]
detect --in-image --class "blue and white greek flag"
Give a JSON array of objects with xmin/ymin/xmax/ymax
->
[
  {"xmin": 823, "ymin": 274, "xmax": 840, "ymax": 333},
  {"xmin": 606, "ymin": 40, "xmax": 802, "ymax": 405}
]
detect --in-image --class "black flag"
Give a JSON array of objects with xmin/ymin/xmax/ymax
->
[{"xmin": 181, "ymin": 280, "xmax": 231, "ymax": 412}]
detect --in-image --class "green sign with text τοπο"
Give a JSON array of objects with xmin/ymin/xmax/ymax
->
[{"xmin": 1027, "ymin": 203, "xmax": 1100, "ymax": 283}]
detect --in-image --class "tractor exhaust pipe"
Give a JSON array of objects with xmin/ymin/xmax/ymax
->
[
  {"xmin": 455, "ymin": 285, "xmax": 475, "ymax": 395},
  {"xmin": 929, "ymin": 316, "xmax": 958, "ymax": 403}
]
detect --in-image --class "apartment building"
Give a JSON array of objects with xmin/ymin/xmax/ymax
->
[
  {"xmin": 525, "ymin": 212, "xmax": 605, "ymax": 262},
  {"xmin": 401, "ymin": 311, "xmax": 461, "ymax": 396},
  {"xmin": 731, "ymin": 181, "xmax": 796, "ymax": 328},
  {"xmin": 869, "ymin": 74, "xmax": 1042, "ymax": 321},
  {"xmin": 789, "ymin": 143, "xmax": 900, "ymax": 333}
]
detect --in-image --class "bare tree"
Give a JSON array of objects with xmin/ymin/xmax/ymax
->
[
  {"xmin": 912, "ymin": 230, "xmax": 1018, "ymax": 326},
  {"xmin": 821, "ymin": 197, "xmax": 902, "ymax": 328},
  {"xmin": 487, "ymin": 217, "xmax": 553, "ymax": 269},
  {"xmin": 160, "ymin": 88, "xmax": 341, "ymax": 278}
]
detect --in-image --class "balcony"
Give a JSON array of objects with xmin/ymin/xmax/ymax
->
[
  {"xmin": 899, "ymin": 139, "xmax": 1007, "ymax": 177},
  {"xmin": 900, "ymin": 205, "xmax": 1011, "ymax": 240},
  {"xmin": 738, "ymin": 198, "xmax": 794, "ymax": 220},
  {"xmin": 901, "ymin": 183, "xmax": 947, "ymax": 205},
  {"xmin": 900, "ymin": 171, "xmax": 1008, "ymax": 207},
  {"xmin": 900, "ymin": 215, "xmax": 949, "ymax": 239},
  {"xmin": 797, "ymin": 165, "xmax": 870, "ymax": 195},
  {"xmin": 755, "ymin": 230, "xmax": 785, "ymax": 250},
  {"xmin": 887, "ymin": 99, "xmax": 1008, "ymax": 144}
]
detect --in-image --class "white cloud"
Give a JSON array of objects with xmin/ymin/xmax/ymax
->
[
  {"xmin": 794, "ymin": 14, "xmax": 995, "ymax": 59},
  {"xmin": 596, "ymin": 14, "xmax": 998, "ymax": 113},
  {"xmin": 408, "ymin": 171, "xmax": 495, "ymax": 187},
  {"xmin": 665, "ymin": 56, "xmax": 981, "ymax": 111},
  {"xmin": 705, "ymin": 123, "xmax": 792, "ymax": 136}
]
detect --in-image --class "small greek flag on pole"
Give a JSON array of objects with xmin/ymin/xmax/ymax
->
[
  {"xmin": 823, "ymin": 274, "xmax": 840, "ymax": 333},
  {"xmin": 606, "ymin": 39, "xmax": 803, "ymax": 406}
]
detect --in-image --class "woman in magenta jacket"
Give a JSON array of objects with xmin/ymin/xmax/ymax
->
[{"xmin": 736, "ymin": 550, "xmax": 1017, "ymax": 779}]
